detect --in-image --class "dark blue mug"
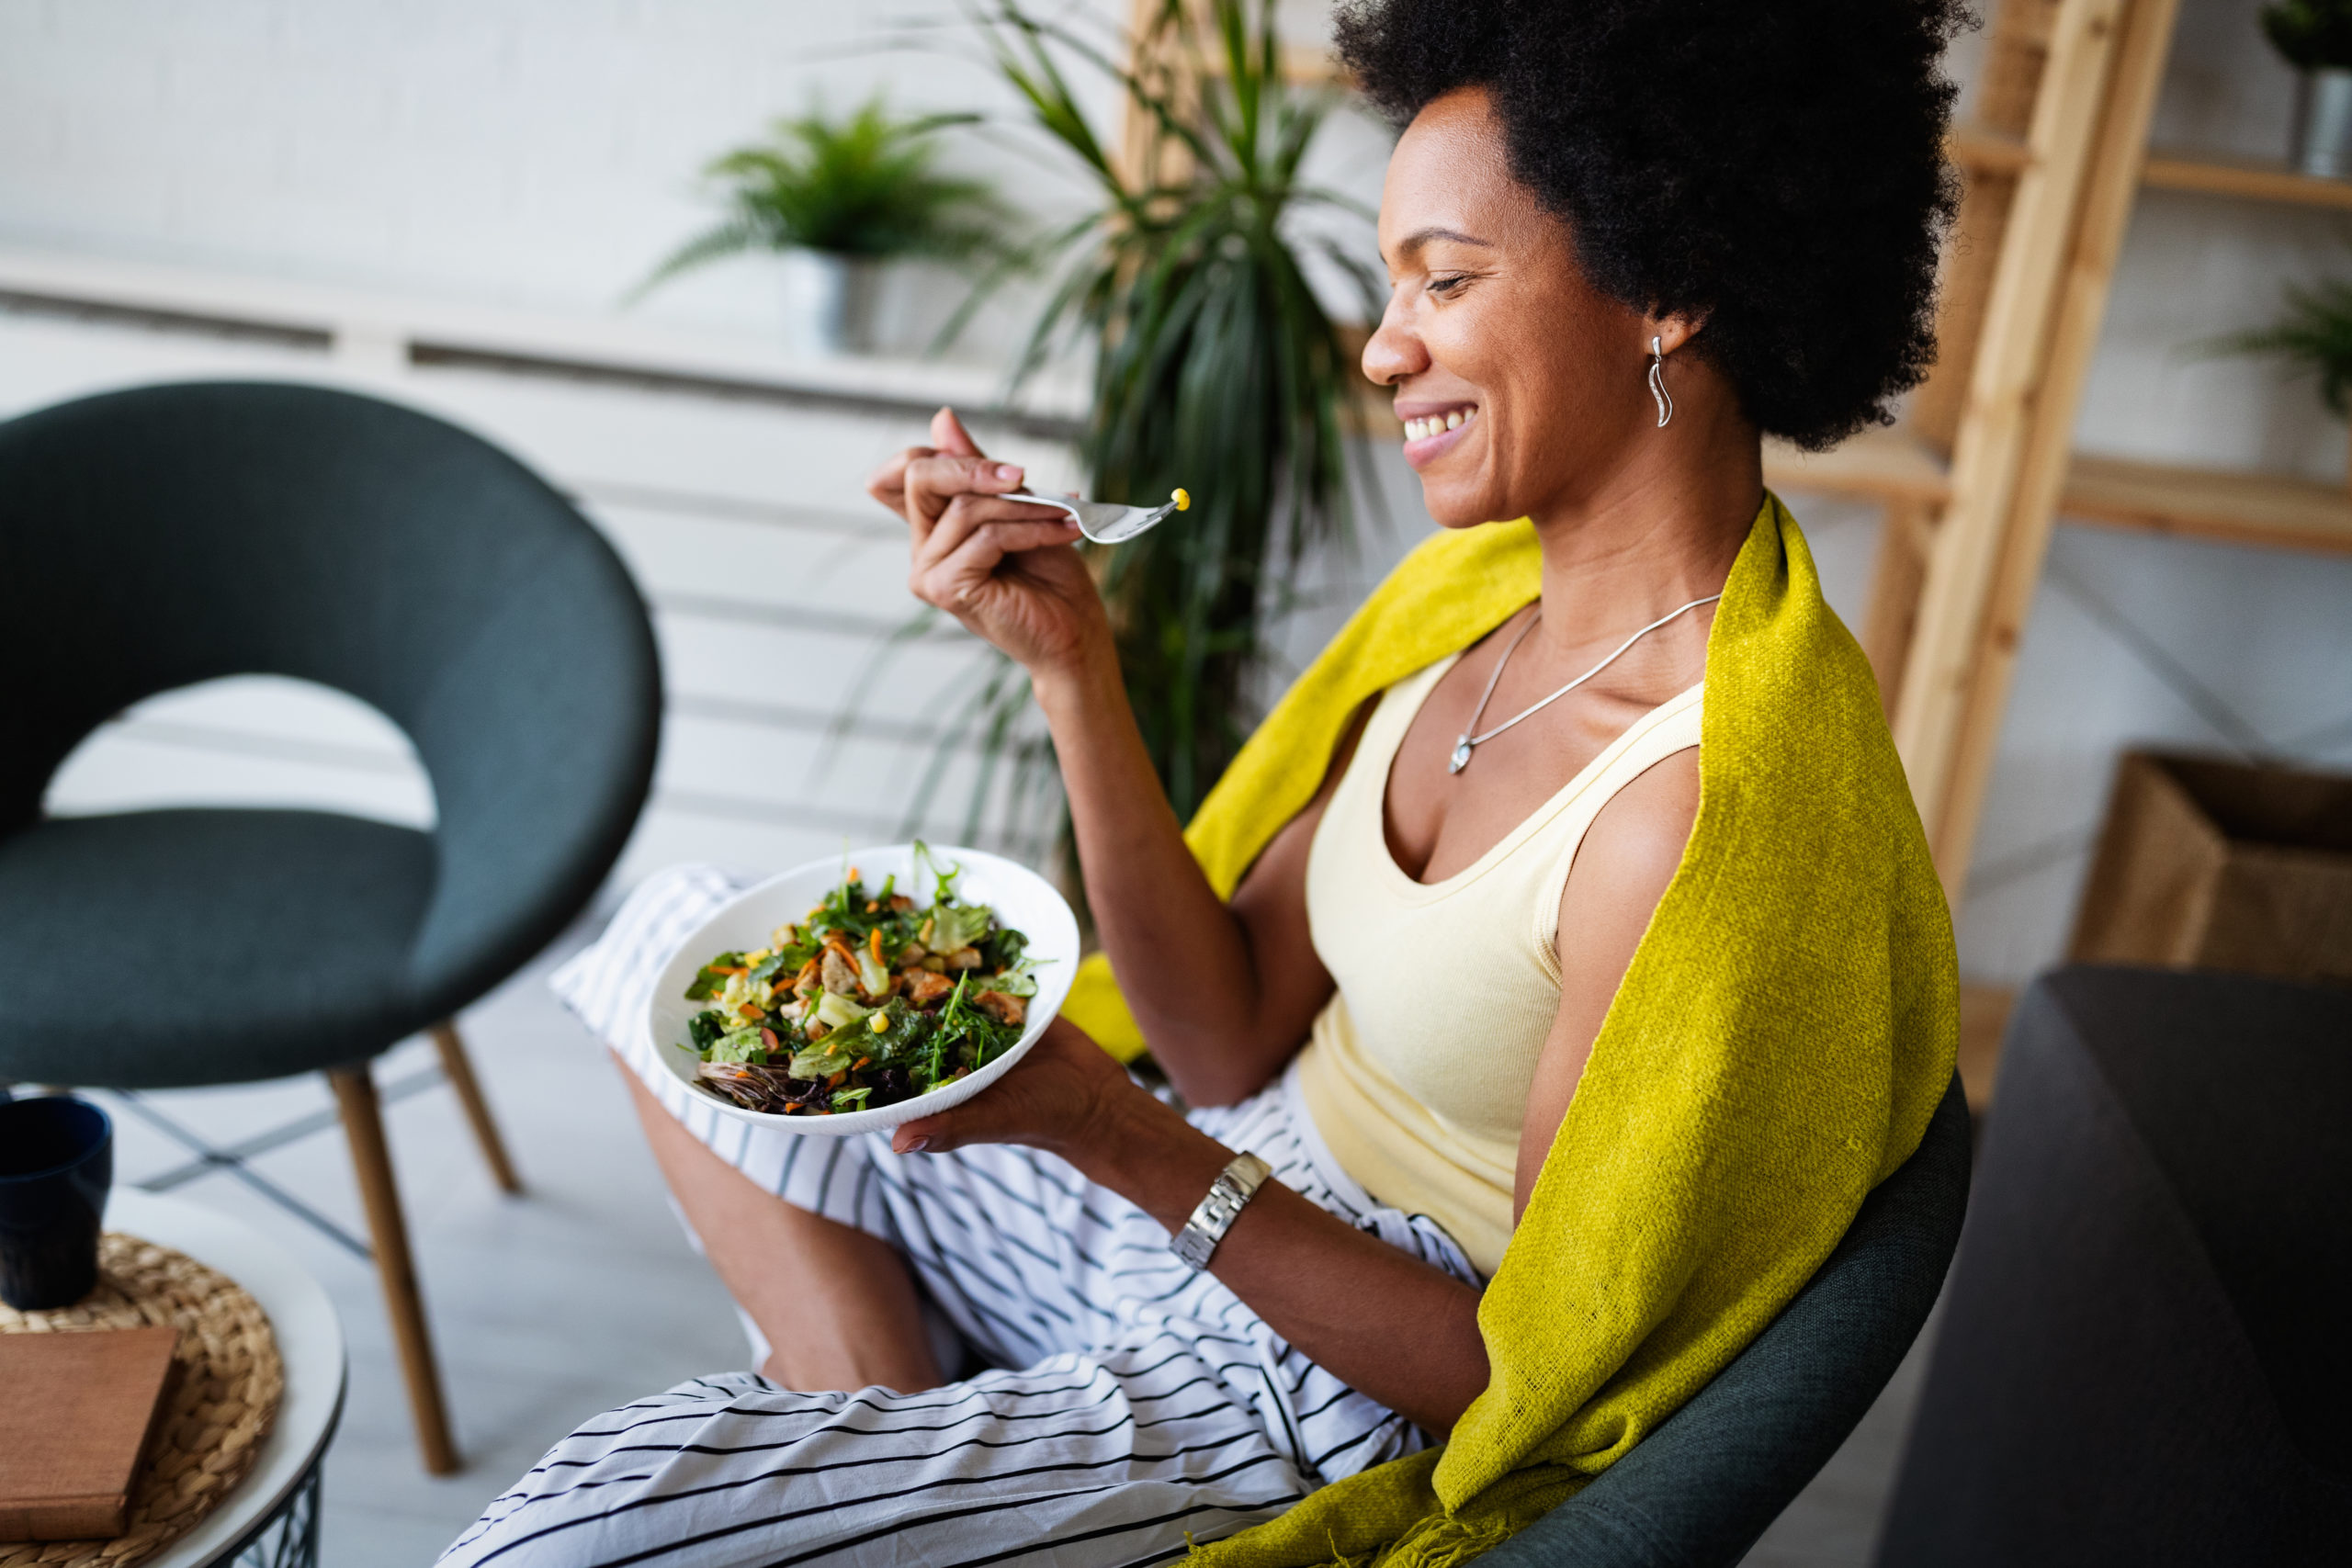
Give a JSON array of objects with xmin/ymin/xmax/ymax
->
[{"xmin": 0, "ymin": 1095, "xmax": 113, "ymax": 1310}]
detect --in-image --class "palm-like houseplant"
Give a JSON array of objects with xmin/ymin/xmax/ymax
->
[
  {"xmin": 637, "ymin": 97, "xmax": 1009, "ymax": 353},
  {"xmin": 901, "ymin": 0, "xmax": 1379, "ymax": 854}
]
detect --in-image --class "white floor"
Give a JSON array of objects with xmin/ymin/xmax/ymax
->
[{"xmin": 87, "ymin": 917, "xmax": 1937, "ymax": 1568}]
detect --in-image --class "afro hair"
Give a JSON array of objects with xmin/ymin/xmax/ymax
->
[{"xmin": 1336, "ymin": 0, "xmax": 1966, "ymax": 449}]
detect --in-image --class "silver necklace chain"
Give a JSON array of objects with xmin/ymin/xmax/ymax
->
[{"xmin": 1449, "ymin": 594, "xmax": 1722, "ymax": 775}]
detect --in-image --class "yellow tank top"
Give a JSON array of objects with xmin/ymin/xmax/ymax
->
[{"xmin": 1294, "ymin": 652, "xmax": 1703, "ymax": 1276}]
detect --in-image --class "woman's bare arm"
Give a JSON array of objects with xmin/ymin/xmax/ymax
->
[
  {"xmin": 874, "ymin": 408, "xmax": 1364, "ymax": 1106},
  {"xmin": 1036, "ymin": 660, "xmax": 1367, "ymax": 1103}
]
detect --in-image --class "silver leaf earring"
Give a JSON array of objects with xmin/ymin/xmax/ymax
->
[{"xmin": 1649, "ymin": 335, "xmax": 1674, "ymax": 428}]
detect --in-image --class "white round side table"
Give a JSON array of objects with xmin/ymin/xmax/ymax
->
[{"xmin": 103, "ymin": 1189, "xmax": 345, "ymax": 1568}]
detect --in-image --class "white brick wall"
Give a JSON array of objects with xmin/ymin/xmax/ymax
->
[{"xmin": 0, "ymin": 0, "xmax": 1119, "ymax": 357}]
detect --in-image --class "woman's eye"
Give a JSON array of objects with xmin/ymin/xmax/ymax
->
[{"xmin": 1427, "ymin": 274, "xmax": 1472, "ymax": 299}]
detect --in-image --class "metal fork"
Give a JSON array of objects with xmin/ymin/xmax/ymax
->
[{"xmin": 1008, "ymin": 489, "xmax": 1184, "ymax": 545}]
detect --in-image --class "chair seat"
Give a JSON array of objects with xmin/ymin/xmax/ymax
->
[{"xmin": 0, "ymin": 808, "xmax": 442, "ymax": 1088}]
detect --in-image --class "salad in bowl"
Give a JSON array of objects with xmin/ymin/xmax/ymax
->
[{"xmin": 643, "ymin": 843, "xmax": 1080, "ymax": 1135}]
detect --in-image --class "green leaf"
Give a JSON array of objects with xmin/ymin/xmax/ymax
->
[
  {"xmin": 630, "ymin": 95, "xmax": 1021, "ymax": 304},
  {"xmin": 707, "ymin": 1027, "xmax": 769, "ymax": 1065},
  {"xmin": 684, "ymin": 953, "xmax": 747, "ymax": 1001}
]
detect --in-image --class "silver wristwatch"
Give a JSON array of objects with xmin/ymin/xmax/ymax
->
[{"xmin": 1170, "ymin": 1152, "xmax": 1273, "ymax": 1271}]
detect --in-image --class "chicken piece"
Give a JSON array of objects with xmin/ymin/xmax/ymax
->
[
  {"xmin": 820, "ymin": 946, "xmax": 860, "ymax": 996},
  {"xmin": 904, "ymin": 969, "xmax": 955, "ymax": 1006},
  {"xmin": 888, "ymin": 895, "xmax": 915, "ymax": 913},
  {"xmin": 944, "ymin": 946, "xmax": 984, "ymax": 971},
  {"xmin": 973, "ymin": 990, "xmax": 1025, "ymax": 1026}
]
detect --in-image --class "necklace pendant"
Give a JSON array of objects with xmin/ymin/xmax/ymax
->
[{"xmin": 1449, "ymin": 738, "xmax": 1473, "ymax": 774}]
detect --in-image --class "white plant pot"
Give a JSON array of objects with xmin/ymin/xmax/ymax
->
[
  {"xmin": 2292, "ymin": 69, "xmax": 2352, "ymax": 180},
  {"xmin": 780, "ymin": 249, "xmax": 882, "ymax": 355}
]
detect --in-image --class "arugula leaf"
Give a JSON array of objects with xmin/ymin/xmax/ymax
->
[
  {"xmin": 831, "ymin": 1086, "xmax": 874, "ymax": 1111},
  {"xmin": 687, "ymin": 1011, "xmax": 728, "ymax": 1051}
]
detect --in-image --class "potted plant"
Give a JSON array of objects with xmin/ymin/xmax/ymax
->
[
  {"xmin": 636, "ymin": 98, "xmax": 1008, "ymax": 355},
  {"xmin": 2211, "ymin": 277, "xmax": 2352, "ymax": 490},
  {"xmin": 2264, "ymin": 1, "xmax": 2352, "ymax": 177},
  {"xmin": 895, "ymin": 0, "xmax": 1378, "ymax": 852}
]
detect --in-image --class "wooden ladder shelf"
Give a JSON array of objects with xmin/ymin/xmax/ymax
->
[{"xmin": 1762, "ymin": 0, "xmax": 2352, "ymax": 910}]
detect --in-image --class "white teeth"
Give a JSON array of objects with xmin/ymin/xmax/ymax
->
[{"xmin": 1403, "ymin": 409, "xmax": 1476, "ymax": 444}]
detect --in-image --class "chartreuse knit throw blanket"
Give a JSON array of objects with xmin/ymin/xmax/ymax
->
[{"xmin": 1061, "ymin": 492, "xmax": 1957, "ymax": 1566}]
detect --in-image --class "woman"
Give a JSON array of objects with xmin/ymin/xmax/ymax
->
[{"xmin": 447, "ymin": 0, "xmax": 1962, "ymax": 1562}]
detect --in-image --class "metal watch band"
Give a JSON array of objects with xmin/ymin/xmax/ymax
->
[{"xmin": 1170, "ymin": 1152, "xmax": 1273, "ymax": 1271}]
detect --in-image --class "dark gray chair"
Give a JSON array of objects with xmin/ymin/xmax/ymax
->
[
  {"xmin": 0, "ymin": 381, "xmax": 661, "ymax": 1472},
  {"xmin": 1876, "ymin": 966, "xmax": 2352, "ymax": 1566},
  {"xmin": 1478, "ymin": 1074, "xmax": 1972, "ymax": 1567}
]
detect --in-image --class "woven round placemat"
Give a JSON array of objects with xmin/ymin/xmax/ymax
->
[{"xmin": 1, "ymin": 1232, "xmax": 285, "ymax": 1568}]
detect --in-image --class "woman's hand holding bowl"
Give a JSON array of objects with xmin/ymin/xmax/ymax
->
[
  {"xmin": 869, "ymin": 406, "xmax": 1112, "ymax": 684},
  {"xmin": 888, "ymin": 1016, "xmax": 1167, "ymax": 1168}
]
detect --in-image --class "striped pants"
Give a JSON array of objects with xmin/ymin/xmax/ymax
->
[{"xmin": 440, "ymin": 867, "xmax": 1481, "ymax": 1568}]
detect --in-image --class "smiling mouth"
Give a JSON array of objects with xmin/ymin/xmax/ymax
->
[{"xmin": 1400, "ymin": 406, "xmax": 1476, "ymax": 443}]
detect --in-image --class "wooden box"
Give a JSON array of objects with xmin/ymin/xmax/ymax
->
[{"xmin": 2069, "ymin": 750, "xmax": 2352, "ymax": 984}]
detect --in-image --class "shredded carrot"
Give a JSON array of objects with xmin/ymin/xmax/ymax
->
[
  {"xmin": 781, "ymin": 1103, "xmax": 800, "ymax": 1114},
  {"xmin": 868, "ymin": 928, "xmax": 888, "ymax": 964},
  {"xmin": 852, "ymin": 1056, "xmax": 871, "ymax": 1071},
  {"xmin": 827, "ymin": 1070, "xmax": 847, "ymax": 1088},
  {"xmin": 714, "ymin": 965, "xmax": 748, "ymax": 976},
  {"xmin": 847, "ymin": 866, "xmax": 859, "ymax": 882}
]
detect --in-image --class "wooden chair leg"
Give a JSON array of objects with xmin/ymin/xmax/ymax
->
[
  {"xmin": 430, "ymin": 1021, "xmax": 523, "ymax": 1194},
  {"xmin": 329, "ymin": 1064, "xmax": 460, "ymax": 1475}
]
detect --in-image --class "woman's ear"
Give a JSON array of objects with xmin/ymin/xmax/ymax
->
[{"xmin": 1644, "ymin": 313, "xmax": 1706, "ymax": 357}]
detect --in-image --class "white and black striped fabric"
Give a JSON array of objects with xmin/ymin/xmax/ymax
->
[{"xmin": 440, "ymin": 867, "xmax": 1480, "ymax": 1568}]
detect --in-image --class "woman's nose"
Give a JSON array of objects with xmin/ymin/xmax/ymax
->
[{"xmin": 1360, "ymin": 294, "xmax": 1428, "ymax": 388}]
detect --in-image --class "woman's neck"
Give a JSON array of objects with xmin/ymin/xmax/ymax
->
[{"xmin": 1521, "ymin": 403, "xmax": 1763, "ymax": 662}]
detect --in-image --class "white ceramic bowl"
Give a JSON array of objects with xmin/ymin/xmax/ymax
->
[{"xmin": 642, "ymin": 844, "xmax": 1080, "ymax": 1136}]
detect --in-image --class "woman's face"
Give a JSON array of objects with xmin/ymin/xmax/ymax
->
[{"xmin": 1364, "ymin": 86, "xmax": 1661, "ymax": 529}]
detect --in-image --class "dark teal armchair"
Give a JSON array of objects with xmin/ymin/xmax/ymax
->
[
  {"xmin": 1479, "ymin": 1075, "xmax": 1971, "ymax": 1566},
  {"xmin": 0, "ymin": 381, "xmax": 661, "ymax": 1472}
]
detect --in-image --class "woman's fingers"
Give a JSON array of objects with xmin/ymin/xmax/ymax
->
[
  {"xmin": 865, "ymin": 445, "xmax": 930, "ymax": 517},
  {"xmin": 930, "ymin": 405, "xmax": 984, "ymax": 458},
  {"xmin": 914, "ymin": 490, "xmax": 1074, "ymax": 571},
  {"xmin": 889, "ymin": 1018, "xmax": 1120, "ymax": 1156},
  {"xmin": 865, "ymin": 408, "xmax": 998, "ymax": 525},
  {"xmin": 910, "ymin": 520, "xmax": 1082, "ymax": 611},
  {"xmin": 903, "ymin": 453, "xmax": 1030, "ymax": 543}
]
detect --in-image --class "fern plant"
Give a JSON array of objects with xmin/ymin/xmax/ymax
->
[
  {"xmin": 897, "ymin": 0, "xmax": 1379, "ymax": 854},
  {"xmin": 637, "ymin": 97, "xmax": 1009, "ymax": 294},
  {"xmin": 2210, "ymin": 279, "xmax": 2352, "ymax": 413}
]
